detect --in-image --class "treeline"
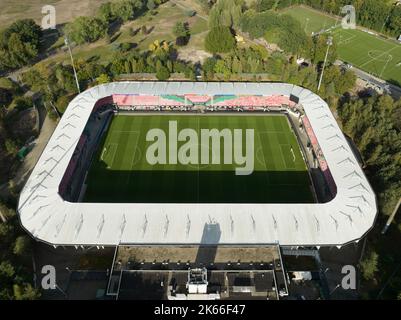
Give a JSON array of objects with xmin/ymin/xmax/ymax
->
[
  {"xmin": 291, "ymin": 0, "xmax": 401, "ymax": 38},
  {"xmin": 0, "ymin": 78, "xmax": 38, "ymax": 184},
  {"xmin": 0, "ymin": 201, "xmax": 40, "ymax": 300},
  {"xmin": 22, "ymin": 40, "xmax": 196, "ymax": 114},
  {"xmin": 202, "ymin": 45, "xmax": 355, "ymax": 101},
  {"xmin": 338, "ymin": 94, "xmax": 401, "ymax": 216}
]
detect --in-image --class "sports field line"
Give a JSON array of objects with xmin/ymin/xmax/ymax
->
[
  {"xmin": 126, "ymin": 132, "xmax": 141, "ymax": 184},
  {"xmin": 256, "ymin": 132, "xmax": 270, "ymax": 185},
  {"xmin": 278, "ymin": 143, "xmax": 293, "ymax": 168},
  {"xmin": 106, "ymin": 143, "xmax": 118, "ymax": 168},
  {"xmin": 258, "ymin": 130, "xmax": 292, "ymax": 169},
  {"xmin": 359, "ymin": 46, "xmax": 399, "ymax": 68},
  {"xmin": 334, "ymin": 30, "xmax": 356, "ymax": 44},
  {"xmin": 110, "ymin": 130, "xmax": 140, "ymax": 133}
]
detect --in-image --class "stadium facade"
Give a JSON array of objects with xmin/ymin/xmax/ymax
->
[{"xmin": 18, "ymin": 82, "xmax": 377, "ymax": 247}]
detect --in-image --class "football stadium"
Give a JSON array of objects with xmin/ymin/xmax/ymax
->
[{"xmin": 18, "ymin": 82, "xmax": 377, "ymax": 248}]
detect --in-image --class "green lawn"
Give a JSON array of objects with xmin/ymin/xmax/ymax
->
[
  {"xmin": 332, "ymin": 28, "xmax": 401, "ymax": 85},
  {"xmin": 282, "ymin": 5, "xmax": 338, "ymax": 35},
  {"xmin": 282, "ymin": 6, "xmax": 401, "ymax": 85},
  {"xmin": 84, "ymin": 114, "xmax": 314, "ymax": 204}
]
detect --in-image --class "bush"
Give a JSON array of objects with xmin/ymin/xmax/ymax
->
[
  {"xmin": 185, "ymin": 10, "xmax": 196, "ymax": 17},
  {"xmin": 11, "ymin": 96, "xmax": 33, "ymax": 111},
  {"xmin": 205, "ymin": 27, "xmax": 236, "ymax": 53},
  {"xmin": 55, "ymin": 95, "xmax": 71, "ymax": 114}
]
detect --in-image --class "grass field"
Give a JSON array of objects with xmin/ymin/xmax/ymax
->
[
  {"xmin": 84, "ymin": 114, "xmax": 314, "ymax": 204},
  {"xmin": 282, "ymin": 6, "xmax": 401, "ymax": 85}
]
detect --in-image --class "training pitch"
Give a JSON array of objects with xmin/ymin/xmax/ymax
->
[
  {"xmin": 84, "ymin": 114, "xmax": 314, "ymax": 204},
  {"xmin": 282, "ymin": 6, "xmax": 401, "ymax": 85}
]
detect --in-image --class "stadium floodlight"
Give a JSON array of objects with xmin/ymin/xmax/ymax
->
[
  {"xmin": 64, "ymin": 36, "xmax": 81, "ymax": 94},
  {"xmin": 317, "ymin": 36, "xmax": 333, "ymax": 92}
]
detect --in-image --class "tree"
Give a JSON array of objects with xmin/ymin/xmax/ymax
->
[
  {"xmin": 202, "ymin": 57, "xmax": 217, "ymax": 80},
  {"xmin": 0, "ymin": 19, "xmax": 42, "ymax": 71},
  {"xmin": 0, "ymin": 223, "xmax": 14, "ymax": 243},
  {"xmin": 13, "ymin": 284, "xmax": 40, "ymax": 300},
  {"xmin": 254, "ymin": 0, "xmax": 276, "ymax": 12},
  {"xmin": 96, "ymin": 73, "xmax": 111, "ymax": 84},
  {"xmin": 214, "ymin": 59, "xmax": 231, "ymax": 79},
  {"xmin": 147, "ymin": 0, "xmax": 156, "ymax": 10},
  {"xmin": 386, "ymin": 6, "xmax": 401, "ymax": 37},
  {"xmin": 0, "ymin": 19, "xmax": 41, "ymax": 68},
  {"xmin": 205, "ymin": 27, "xmax": 236, "ymax": 53},
  {"xmin": 112, "ymin": 0, "xmax": 144, "ymax": 22},
  {"xmin": 5, "ymin": 139, "xmax": 19, "ymax": 156},
  {"xmin": 360, "ymin": 251, "xmax": 379, "ymax": 281},
  {"xmin": 310, "ymin": 34, "xmax": 337, "ymax": 64},
  {"xmin": 337, "ymin": 94, "xmax": 401, "ymax": 216},
  {"xmin": 173, "ymin": 21, "xmax": 189, "ymax": 38},
  {"xmin": 0, "ymin": 88, "xmax": 12, "ymax": 107},
  {"xmin": 65, "ymin": 16, "xmax": 108, "ymax": 44},
  {"xmin": 208, "ymin": 0, "xmax": 243, "ymax": 29},
  {"xmin": 13, "ymin": 236, "xmax": 31, "ymax": 257},
  {"xmin": 55, "ymin": 95, "xmax": 71, "ymax": 114},
  {"xmin": 256, "ymin": 13, "xmax": 311, "ymax": 56},
  {"xmin": 97, "ymin": 3, "xmax": 115, "ymax": 22},
  {"xmin": 12, "ymin": 96, "xmax": 33, "ymax": 111},
  {"xmin": 156, "ymin": 61, "xmax": 170, "ymax": 80},
  {"xmin": 0, "ymin": 261, "xmax": 15, "ymax": 280},
  {"xmin": 173, "ymin": 22, "xmax": 190, "ymax": 46},
  {"xmin": 240, "ymin": 10, "xmax": 277, "ymax": 39},
  {"xmin": 0, "ymin": 201, "xmax": 37, "ymax": 301}
]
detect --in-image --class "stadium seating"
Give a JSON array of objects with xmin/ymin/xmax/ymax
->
[{"xmin": 302, "ymin": 116, "xmax": 336, "ymax": 197}]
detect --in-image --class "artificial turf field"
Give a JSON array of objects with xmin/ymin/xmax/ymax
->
[
  {"xmin": 83, "ymin": 114, "xmax": 314, "ymax": 203},
  {"xmin": 282, "ymin": 6, "xmax": 401, "ymax": 86}
]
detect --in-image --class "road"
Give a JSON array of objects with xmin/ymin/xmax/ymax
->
[{"xmin": 334, "ymin": 60, "xmax": 401, "ymax": 100}]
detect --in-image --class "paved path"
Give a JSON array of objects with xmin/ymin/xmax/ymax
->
[{"xmin": 334, "ymin": 60, "xmax": 401, "ymax": 100}]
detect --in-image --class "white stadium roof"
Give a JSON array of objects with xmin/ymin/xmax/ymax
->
[{"xmin": 18, "ymin": 82, "xmax": 377, "ymax": 247}]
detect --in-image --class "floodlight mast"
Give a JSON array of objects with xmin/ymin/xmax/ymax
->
[
  {"xmin": 64, "ymin": 36, "xmax": 81, "ymax": 94},
  {"xmin": 317, "ymin": 36, "xmax": 333, "ymax": 92}
]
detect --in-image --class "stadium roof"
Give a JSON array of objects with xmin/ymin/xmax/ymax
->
[{"xmin": 18, "ymin": 82, "xmax": 377, "ymax": 247}]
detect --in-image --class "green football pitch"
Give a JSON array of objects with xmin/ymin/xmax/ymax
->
[
  {"xmin": 83, "ymin": 114, "xmax": 314, "ymax": 203},
  {"xmin": 282, "ymin": 6, "xmax": 401, "ymax": 86}
]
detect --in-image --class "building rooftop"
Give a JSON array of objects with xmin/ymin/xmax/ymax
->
[{"xmin": 18, "ymin": 82, "xmax": 377, "ymax": 247}]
